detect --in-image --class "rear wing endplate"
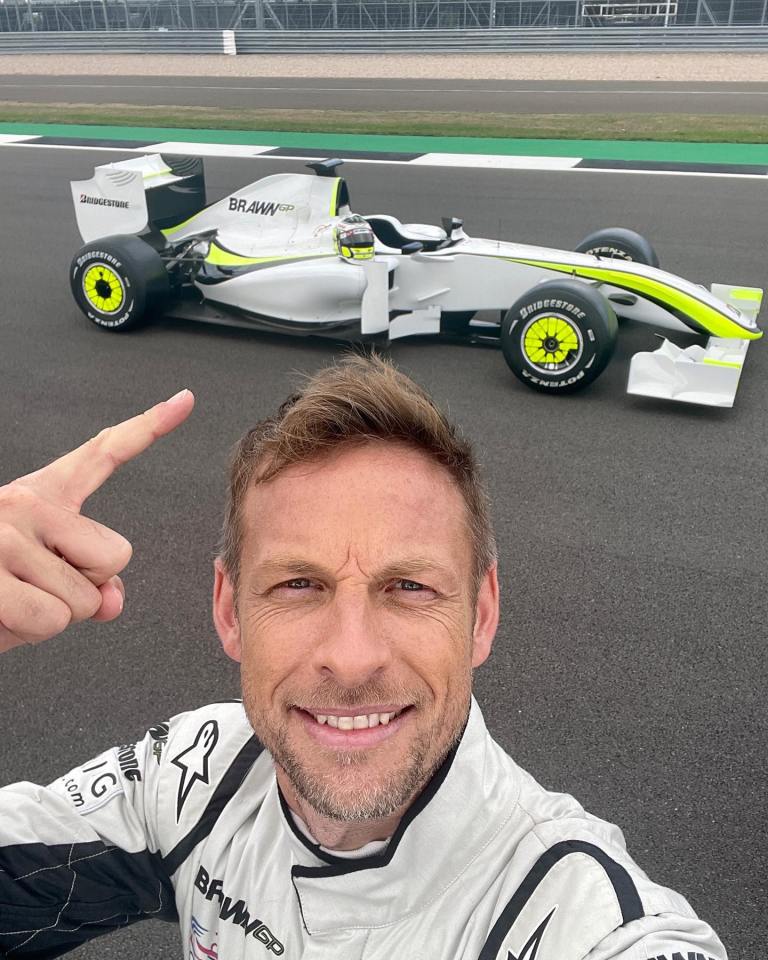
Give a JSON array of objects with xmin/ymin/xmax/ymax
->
[{"xmin": 71, "ymin": 154, "xmax": 205, "ymax": 243}]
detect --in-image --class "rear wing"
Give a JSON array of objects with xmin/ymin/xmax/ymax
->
[{"xmin": 71, "ymin": 154, "xmax": 206, "ymax": 243}]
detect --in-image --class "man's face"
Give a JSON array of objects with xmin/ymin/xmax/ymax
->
[{"xmin": 213, "ymin": 441, "xmax": 498, "ymax": 823}]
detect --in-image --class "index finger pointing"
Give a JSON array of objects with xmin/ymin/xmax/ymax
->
[{"xmin": 22, "ymin": 389, "xmax": 195, "ymax": 511}]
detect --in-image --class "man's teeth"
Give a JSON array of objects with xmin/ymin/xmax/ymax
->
[{"xmin": 313, "ymin": 711, "xmax": 400, "ymax": 729}]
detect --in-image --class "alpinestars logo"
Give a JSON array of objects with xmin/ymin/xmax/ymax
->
[
  {"xmin": 506, "ymin": 909, "xmax": 555, "ymax": 960},
  {"xmin": 79, "ymin": 193, "xmax": 129, "ymax": 209},
  {"xmin": 171, "ymin": 720, "xmax": 219, "ymax": 820}
]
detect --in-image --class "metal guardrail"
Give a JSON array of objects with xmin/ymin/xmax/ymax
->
[
  {"xmin": 0, "ymin": 28, "xmax": 228, "ymax": 51},
  {"xmin": 2, "ymin": 24, "xmax": 768, "ymax": 52},
  {"xmin": 235, "ymin": 24, "xmax": 768, "ymax": 48}
]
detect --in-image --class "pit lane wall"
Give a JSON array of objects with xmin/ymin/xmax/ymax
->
[{"xmin": 2, "ymin": 25, "xmax": 768, "ymax": 54}]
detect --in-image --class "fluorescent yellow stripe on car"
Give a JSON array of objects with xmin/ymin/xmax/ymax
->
[
  {"xmin": 161, "ymin": 211, "xmax": 203, "ymax": 237},
  {"xmin": 702, "ymin": 358, "xmax": 743, "ymax": 368},
  {"xmin": 143, "ymin": 167, "xmax": 173, "ymax": 180},
  {"xmin": 732, "ymin": 287, "xmax": 763, "ymax": 302},
  {"xmin": 205, "ymin": 243, "xmax": 334, "ymax": 268},
  {"xmin": 330, "ymin": 178, "xmax": 342, "ymax": 216},
  {"xmin": 504, "ymin": 257, "xmax": 763, "ymax": 341}
]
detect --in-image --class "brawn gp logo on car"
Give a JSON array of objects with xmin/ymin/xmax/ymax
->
[{"xmin": 228, "ymin": 198, "xmax": 296, "ymax": 216}]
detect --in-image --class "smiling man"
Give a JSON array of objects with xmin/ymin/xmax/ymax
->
[{"xmin": 0, "ymin": 356, "xmax": 725, "ymax": 960}]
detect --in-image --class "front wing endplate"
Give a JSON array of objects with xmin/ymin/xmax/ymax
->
[{"xmin": 626, "ymin": 283, "xmax": 763, "ymax": 408}]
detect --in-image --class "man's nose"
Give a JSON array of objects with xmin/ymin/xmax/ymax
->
[{"xmin": 313, "ymin": 589, "xmax": 391, "ymax": 687}]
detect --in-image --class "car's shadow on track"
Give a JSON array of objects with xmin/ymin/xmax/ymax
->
[{"xmin": 143, "ymin": 313, "xmax": 737, "ymax": 420}]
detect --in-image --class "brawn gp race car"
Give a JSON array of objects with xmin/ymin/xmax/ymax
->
[{"xmin": 70, "ymin": 154, "xmax": 763, "ymax": 407}]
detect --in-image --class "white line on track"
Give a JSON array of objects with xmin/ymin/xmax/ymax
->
[
  {"xmin": 134, "ymin": 141, "xmax": 277, "ymax": 157},
  {"xmin": 411, "ymin": 153, "xmax": 581, "ymax": 169}
]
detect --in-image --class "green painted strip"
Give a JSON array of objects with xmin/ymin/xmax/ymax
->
[{"xmin": 3, "ymin": 121, "xmax": 768, "ymax": 167}]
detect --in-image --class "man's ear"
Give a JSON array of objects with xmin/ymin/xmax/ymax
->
[
  {"xmin": 213, "ymin": 558, "xmax": 243, "ymax": 663},
  {"xmin": 471, "ymin": 562, "xmax": 500, "ymax": 668}
]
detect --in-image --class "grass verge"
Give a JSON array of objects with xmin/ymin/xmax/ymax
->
[{"xmin": 2, "ymin": 101, "xmax": 768, "ymax": 142}]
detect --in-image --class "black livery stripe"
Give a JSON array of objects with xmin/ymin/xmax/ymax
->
[
  {"xmin": 0, "ymin": 842, "xmax": 176, "ymax": 957},
  {"xmin": 161, "ymin": 735, "xmax": 263, "ymax": 877},
  {"xmin": 477, "ymin": 840, "xmax": 644, "ymax": 960}
]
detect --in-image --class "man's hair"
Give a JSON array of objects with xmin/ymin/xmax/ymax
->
[{"xmin": 219, "ymin": 353, "xmax": 496, "ymax": 598}]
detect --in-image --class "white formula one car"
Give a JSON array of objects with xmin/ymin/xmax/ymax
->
[{"xmin": 70, "ymin": 155, "xmax": 763, "ymax": 407}]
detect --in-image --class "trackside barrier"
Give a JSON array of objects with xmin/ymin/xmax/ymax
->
[
  {"xmin": 233, "ymin": 24, "xmax": 768, "ymax": 50},
  {"xmin": 2, "ymin": 25, "xmax": 768, "ymax": 52},
  {"xmin": 0, "ymin": 29, "xmax": 229, "ymax": 52}
]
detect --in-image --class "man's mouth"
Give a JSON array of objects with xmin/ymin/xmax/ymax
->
[
  {"xmin": 294, "ymin": 706, "xmax": 413, "ymax": 744},
  {"xmin": 310, "ymin": 709, "xmax": 406, "ymax": 730}
]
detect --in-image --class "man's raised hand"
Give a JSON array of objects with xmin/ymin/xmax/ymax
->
[{"xmin": 0, "ymin": 389, "xmax": 195, "ymax": 653}]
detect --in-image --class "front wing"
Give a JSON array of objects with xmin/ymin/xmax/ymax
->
[{"xmin": 626, "ymin": 284, "xmax": 763, "ymax": 408}]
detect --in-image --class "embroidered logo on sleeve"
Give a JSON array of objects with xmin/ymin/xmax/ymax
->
[
  {"xmin": 53, "ymin": 753, "xmax": 125, "ymax": 814},
  {"xmin": 171, "ymin": 719, "xmax": 219, "ymax": 821}
]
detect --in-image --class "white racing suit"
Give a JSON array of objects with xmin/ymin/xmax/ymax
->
[{"xmin": 0, "ymin": 698, "xmax": 726, "ymax": 960}]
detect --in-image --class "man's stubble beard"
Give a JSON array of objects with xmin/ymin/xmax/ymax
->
[{"xmin": 240, "ymin": 671, "xmax": 473, "ymax": 823}]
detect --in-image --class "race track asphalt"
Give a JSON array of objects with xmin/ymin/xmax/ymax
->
[
  {"xmin": 0, "ymin": 145, "xmax": 766, "ymax": 959},
  {"xmin": 2, "ymin": 74, "xmax": 768, "ymax": 114}
]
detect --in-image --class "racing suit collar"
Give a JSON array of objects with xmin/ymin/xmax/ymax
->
[{"xmin": 285, "ymin": 697, "xmax": 521, "ymax": 934}]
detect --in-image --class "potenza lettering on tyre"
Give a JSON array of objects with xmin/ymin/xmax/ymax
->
[
  {"xmin": 585, "ymin": 245, "xmax": 632, "ymax": 260},
  {"xmin": 522, "ymin": 369, "xmax": 587, "ymax": 388}
]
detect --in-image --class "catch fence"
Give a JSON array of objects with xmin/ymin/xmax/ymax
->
[{"xmin": 2, "ymin": 0, "xmax": 768, "ymax": 32}]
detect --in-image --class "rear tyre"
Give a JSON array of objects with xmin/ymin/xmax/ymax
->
[
  {"xmin": 575, "ymin": 227, "xmax": 659, "ymax": 268},
  {"xmin": 70, "ymin": 235, "xmax": 169, "ymax": 331},
  {"xmin": 501, "ymin": 279, "xmax": 618, "ymax": 394}
]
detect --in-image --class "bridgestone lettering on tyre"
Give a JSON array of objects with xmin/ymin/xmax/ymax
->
[
  {"xmin": 574, "ymin": 227, "xmax": 659, "ymax": 268},
  {"xmin": 501, "ymin": 279, "xmax": 618, "ymax": 395},
  {"xmin": 70, "ymin": 235, "xmax": 169, "ymax": 332}
]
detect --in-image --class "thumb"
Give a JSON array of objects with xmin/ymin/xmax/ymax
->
[{"xmin": 91, "ymin": 576, "xmax": 125, "ymax": 623}]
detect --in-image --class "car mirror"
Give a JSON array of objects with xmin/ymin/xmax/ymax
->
[{"xmin": 402, "ymin": 241, "xmax": 424, "ymax": 255}]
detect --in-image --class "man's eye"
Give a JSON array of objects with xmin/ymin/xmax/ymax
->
[
  {"xmin": 393, "ymin": 579, "xmax": 426, "ymax": 592},
  {"xmin": 280, "ymin": 578, "xmax": 313, "ymax": 590}
]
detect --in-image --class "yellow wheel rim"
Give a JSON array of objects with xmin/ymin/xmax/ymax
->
[
  {"xmin": 522, "ymin": 314, "xmax": 582, "ymax": 372},
  {"xmin": 82, "ymin": 264, "xmax": 125, "ymax": 314}
]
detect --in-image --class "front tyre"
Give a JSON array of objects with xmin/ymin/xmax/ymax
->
[
  {"xmin": 70, "ymin": 235, "xmax": 169, "ymax": 331},
  {"xmin": 501, "ymin": 280, "xmax": 618, "ymax": 394},
  {"xmin": 575, "ymin": 227, "xmax": 659, "ymax": 268}
]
